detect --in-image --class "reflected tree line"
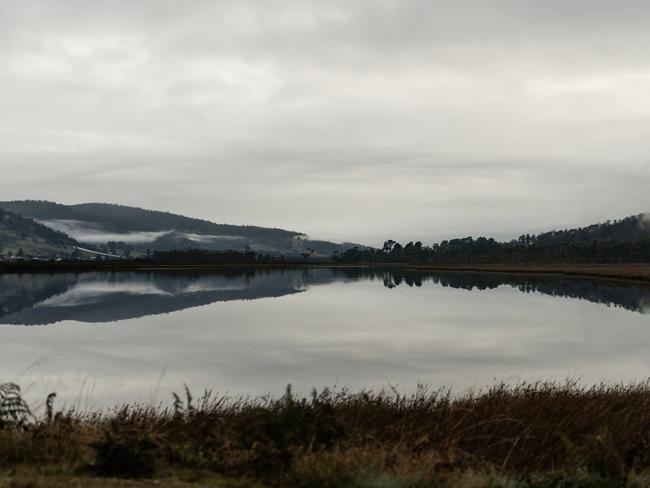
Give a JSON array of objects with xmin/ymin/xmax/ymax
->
[
  {"xmin": 372, "ymin": 269, "xmax": 650, "ymax": 314},
  {"xmin": 0, "ymin": 267, "xmax": 648, "ymax": 326}
]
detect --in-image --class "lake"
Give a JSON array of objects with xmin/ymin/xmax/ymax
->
[{"xmin": 1, "ymin": 268, "xmax": 649, "ymax": 409}]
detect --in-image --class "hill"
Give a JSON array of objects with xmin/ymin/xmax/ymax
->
[
  {"xmin": 523, "ymin": 214, "xmax": 650, "ymax": 245},
  {"xmin": 0, "ymin": 200, "xmax": 360, "ymax": 257},
  {"xmin": 0, "ymin": 207, "xmax": 78, "ymax": 258},
  {"xmin": 335, "ymin": 213, "xmax": 650, "ymax": 264}
]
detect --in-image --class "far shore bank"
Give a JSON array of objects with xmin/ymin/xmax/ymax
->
[
  {"xmin": 407, "ymin": 262, "xmax": 650, "ymax": 283},
  {"xmin": 1, "ymin": 259, "xmax": 650, "ymax": 283}
]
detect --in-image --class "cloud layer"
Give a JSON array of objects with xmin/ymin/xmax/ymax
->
[{"xmin": 1, "ymin": 1, "xmax": 649, "ymax": 245}]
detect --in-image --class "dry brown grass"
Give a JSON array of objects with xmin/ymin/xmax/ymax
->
[
  {"xmin": 4, "ymin": 382, "xmax": 650, "ymax": 486},
  {"xmin": 0, "ymin": 474, "xmax": 216, "ymax": 488}
]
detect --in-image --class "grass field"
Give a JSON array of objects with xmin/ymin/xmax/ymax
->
[{"xmin": 3, "ymin": 381, "xmax": 650, "ymax": 486}]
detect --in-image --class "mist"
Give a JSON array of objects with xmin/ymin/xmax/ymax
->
[{"xmin": 38, "ymin": 219, "xmax": 172, "ymax": 244}]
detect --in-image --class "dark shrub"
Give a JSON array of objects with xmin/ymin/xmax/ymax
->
[
  {"xmin": 90, "ymin": 423, "xmax": 159, "ymax": 478},
  {"xmin": 231, "ymin": 386, "xmax": 348, "ymax": 477}
]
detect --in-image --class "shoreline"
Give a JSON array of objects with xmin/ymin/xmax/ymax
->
[
  {"xmin": 406, "ymin": 263, "xmax": 650, "ymax": 283},
  {"xmin": 1, "ymin": 259, "xmax": 650, "ymax": 283}
]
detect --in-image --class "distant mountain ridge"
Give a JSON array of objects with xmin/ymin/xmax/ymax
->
[
  {"xmin": 2, "ymin": 200, "xmax": 646, "ymax": 261},
  {"xmin": 0, "ymin": 201, "xmax": 298, "ymax": 236},
  {"xmin": 0, "ymin": 200, "xmax": 360, "ymax": 257}
]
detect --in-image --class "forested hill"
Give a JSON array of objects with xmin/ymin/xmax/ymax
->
[
  {"xmin": 0, "ymin": 200, "xmax": 359, "ymax": 257},
  {"xmin": 0, "ymin": 200, "xmax": 299, "ymax": 238},
  {"xmin": 335, "ymin": 213, "xmax": 650, "ymax": 264},
  {"xmin": 0, "ymin": 207, "xmax": 78, "ymax": 257},
  {"xmin": 527, "ymin": 214, "xmax": 650, "ymax": 245}
]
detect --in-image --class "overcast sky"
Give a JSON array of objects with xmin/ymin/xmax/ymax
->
[{"xmin": 1, "ymin": 1, "xmax": 649, "ymax": 245}]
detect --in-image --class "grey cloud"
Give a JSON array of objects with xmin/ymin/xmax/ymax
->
[{"xmin": 0, "ymin": 1, "xmax": 649, "ymax": 245}]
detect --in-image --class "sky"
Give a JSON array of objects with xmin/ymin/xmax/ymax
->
[{"xmin": 1, "ymin": 1, "xmax": 649, "ymax": 246}]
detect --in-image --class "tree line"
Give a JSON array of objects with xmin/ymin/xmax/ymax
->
[{"xmin": 334, "ymin": 237, "xmax": 650, "ymax": 264}]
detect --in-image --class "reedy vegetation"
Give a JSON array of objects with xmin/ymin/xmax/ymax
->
[{"xmin": 2, "ymin": 381, "xmax": 650, "ymax": 486}]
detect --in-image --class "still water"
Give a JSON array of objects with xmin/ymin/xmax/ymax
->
[{"xmin": 0, "ymin": 268, "xmax": 649, "ymax": 408}]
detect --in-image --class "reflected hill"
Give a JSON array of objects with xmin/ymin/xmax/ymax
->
[
  {"xmin": 0, "ymin": 269, "xmax": 324, "ymax": 325},
  {"xmin": 0, "ymin": 267, "xmax": 648, "ymax": 325}
]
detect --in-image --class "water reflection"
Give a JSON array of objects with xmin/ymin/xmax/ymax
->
[
  {"xmin": 382, "ymin": 270, "xmax": 650, "ymax": 314},
  {"xmin": 1, "ymin": 267, "xmax": 649, "ymax": 407},
  {"xmin": 0, "ymin": 268, "xmax": 648, "ymax": 325}
]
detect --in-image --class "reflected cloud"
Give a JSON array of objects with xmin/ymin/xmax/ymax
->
[{"xmin": 40, "ymin": 282, "xmax": 174, "ymax": 307}]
